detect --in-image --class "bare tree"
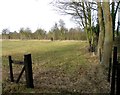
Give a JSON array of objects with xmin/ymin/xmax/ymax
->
[
  {"xmin": 111, "ymin": 1, "xmax": 120, "ymax": 40},
  {"xmin": 52, "ymin": 0, "xmax": 97, "ymax": 50}
]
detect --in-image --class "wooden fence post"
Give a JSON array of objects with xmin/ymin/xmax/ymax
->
[
  {"xmin": 110, "ymin": 47, "xmax": 117, "ymax": 95},
  {"xmin": 24, "ymin": 54, "xmax": 34, "ymax": 88},
  {"xmin": 108, "ymin": 58, "xmax": 112, "ymax": 82},
  {"xmin": 116, "ymin": 63, "xmax": 120, "ymax": 95},
  {"xmin": 8, "ymin": 56, "xmax": 14, "ymax": 82}
]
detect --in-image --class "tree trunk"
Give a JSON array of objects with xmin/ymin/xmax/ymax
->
[
  {"xmin": 102, "ymin": 2, "xmax": 113, "ymax": 66},
  {"xmin": 117, "ymin": 21, "xmax": 120, "ymax": 36},
  {"xmin": 112, "ymin": 1, "xmax": 120, "ymax": 39},
  {"xmin": 82, "ymin": 2, "xmax": 93, "ymax": 50},
  {"xmin": 82, "ymin": 2, "xmax": 89, "ymax": 44},
  {"xmin": 97, "ymin": 2, "xmax": 105, "ymax": 62},
  {"xmin": 112, "ymin": 1, "xmax": 115, "ymax": 41}
]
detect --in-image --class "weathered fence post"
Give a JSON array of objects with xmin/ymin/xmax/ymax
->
[
  {"xmin": 24, "ymin": 54, "xmax": 34, "ymax": 88},
  {"xmin": 8, "ymin": 56, "xmax": 14, "ymax": 82},
  {"xmin": 108, "ymin": 58, "xmax": 112, "ymax": 82},
  {"xmin": 110, "ymin": 47, "xmax": 117, "ymax": 95},
  {"xmin": 116, "ymin": 63, "xmax": 120, "ymax": 95}
]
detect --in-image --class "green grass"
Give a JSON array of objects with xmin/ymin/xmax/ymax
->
[
  {"xmin": 2, "ymin": 40, "xmax": 87, "ymax": 70},
  {"xmin": 2, "ymin": 40, "xmax": 110, "ymax": 93}
]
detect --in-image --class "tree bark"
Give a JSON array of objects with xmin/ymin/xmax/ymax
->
[
  {"xmin": 97, "ymin": 2, "xmax": 105, "ymax": 62},
  {"xmin": 102, "ymin": 2, "xmax": 113, "ymax": 66}
]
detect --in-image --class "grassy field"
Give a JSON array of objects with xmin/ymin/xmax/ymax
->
[{"xmin": 2, "ymin": 40, "xmax": 110, "ymax": 94}]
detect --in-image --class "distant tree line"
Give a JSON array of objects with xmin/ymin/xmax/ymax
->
[{"xmin": 1, "ymin": 19, "xmax": 87, "ymax": 41}]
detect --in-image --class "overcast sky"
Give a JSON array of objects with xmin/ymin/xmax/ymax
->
[
  {"xmin": 0, "ymin": 0, "xmax": 77, "ymax": 33},
  {"xmin": 0, "ymin": 0, "xmax": 120, "ymax": 33}
]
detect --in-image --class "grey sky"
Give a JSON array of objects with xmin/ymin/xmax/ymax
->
[
  {"xmin": 0, "ymin": 0, "xmax": 119, "ymax": 33},
  {"xmin": 0, "ymin": 0, "xmax": 77, "ymax": 33}
]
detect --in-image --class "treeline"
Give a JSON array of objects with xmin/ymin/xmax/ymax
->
[
  {"xmin": 1, "ymin": 19, "xmax": 87, "ymax": 40},
  {"xmin": 1, "ymin": 27, "xmax": 86, "ymax": 40}
]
